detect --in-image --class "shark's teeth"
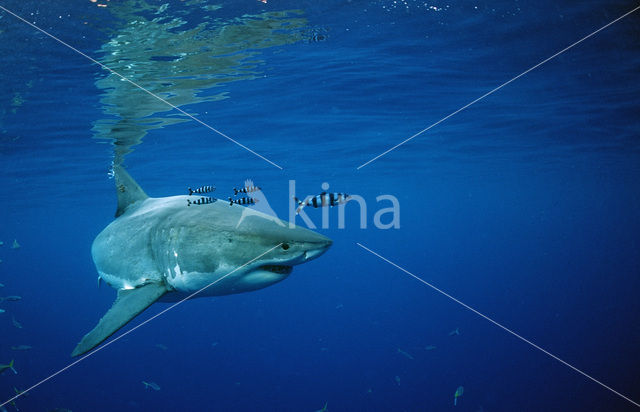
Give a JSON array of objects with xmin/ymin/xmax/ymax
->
[{"xmin": 260, "ymin": 265, "xmax": 292, "ymax": 275}]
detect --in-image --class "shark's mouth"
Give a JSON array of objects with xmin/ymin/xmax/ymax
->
[{"xmin": 260, "ymin": 264, "xmax": 293, "ymax": 275}]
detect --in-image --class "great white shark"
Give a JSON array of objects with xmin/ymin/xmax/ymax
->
[{"xmin": 71, "ymin": 167, "xmax": 332, "ymax": 357}]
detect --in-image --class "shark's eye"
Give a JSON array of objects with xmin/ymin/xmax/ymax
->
[{"xmin": 281, "ymin": 243, "xmax": 290, "ymax": 251}]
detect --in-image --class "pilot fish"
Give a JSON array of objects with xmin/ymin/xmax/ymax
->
[
  {"xmin": 234, "ymin": 185, "xmax": 260, "ymax": 196},
  {"xmin": 188, "ymin": 185, "xmax": 215, "ymax": 195},
  {"xmin": 294, "ymin": 192, "xmax": 350, "ymax": 214},
  {"xmin": 229, "ymin": 197, "xmax": 258, "ymax": 206}
]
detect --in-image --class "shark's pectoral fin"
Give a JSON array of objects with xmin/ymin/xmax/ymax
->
[{"xmin": 71, "ymin": 282, "xmax": 167, "ymax": 357}]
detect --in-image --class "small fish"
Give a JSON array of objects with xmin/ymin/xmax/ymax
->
[
  {"xmin": 0, "ymin": 240, "xmax": 4, "ymax": 246},
  {"xmin": 315, "ymin": 402, "xmax": 328, "ymax": 412},
  {"xmin": 211, "ymin": 341, "xmax": 219, "ymax": 347},
  {"xmin": 154, "ymin": 343, "xmax": 168, "ymax": 351},
  {"xmin": 0, "ymin": 283, "xmax": 4, "ymax": 287},
  {"xmin": 187, "ymin": 197, "xmax": 215, "ymax": 206},
  {"xmin": 449, "ymin": 327, "xmax": 460, "ymax": 336},
  {"xmin": 12, "ymin": 315, "xmax": 22, "ymax": 329},
  {"xmin": 424, "ymin": 345, "xmax": 437, "ymax": 351},
  {"xmin": 142, "ymin": 381, "xmax": 160, "ymax": 391},
  {"xmin": 397, "ymin": 348, "xmax": 414, "ymax": 360},
  {"xmin": 9, "ymin": 386, "xmax": 26, "ymax": 411},
  {"xmin": 188, "ymin": 185, "xmax": 215, "ymax": 195},
  {"xmin": 0, "ymin": 309, "xmax": 5, "ymax": 314},
  {"xmin": 0, "ymin": 295, "xmax": 22, "ymax": 302},
  {"xmin": 454, "ymin": 385, "xmax": 464, "ymax": 406},
  {"xmin": 11, "ymin": 239, "xmax": 20, "ymax": 249},
  {"xmin": 293, "ymin": 192, "xmax": 350, "ymax": 214},
  {"xmin": 233, "ymin": 184, "xmax": 260, "ymax": 196},
  {"xmin": 14, "ymin": 386, "xmax": 28, "ymax": 397},
  {"xmin": 11, "ymin": 345, "xmax": 32, "ymax": 351},
  {"xmin": 394, "ymin": 375, "xmax": 401, "ymax": 386},
  {"xmin": 0, "ymin": 360, "xmax": 17, "ymax": 375},
  {"xmin": 228, "ymin": 197, "xmax": 258, "ymax": 206}
]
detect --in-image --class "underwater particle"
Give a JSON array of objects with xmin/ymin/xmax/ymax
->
[
  {"xmin": 394, "ymin": 375, "xmax": 401, "ymax": 386},
  {"xmin": 11, "ymin": 92, "xmax": 24, "ymax": 108},
  {"xmin": 0, "ymin": 240, "xmax": 3, "ymax": 246},
  {"xmin": 0, "ymin": 309, "xmax": 5, "ymax": 314},
  {"xmin": 142, "ymin": 381, "xmax": 160, "ymax": 391},
  {"xmin": 449, "ymin": 327, "xmax": 460, "ymax": 336},
  {"xmin": 0, "ymin": 283, "xmax": 4, "ymax": 287},
  {"xmin": 11, "ymin": 239, "xmax": 20, "ymax": 249},
  {"xmin": 211, "ymin": 341, "xmax": 219, "ymax": 347},
  {"xmin": 454, "ymin": 386, "xmax": 464, "ymax": 406}
]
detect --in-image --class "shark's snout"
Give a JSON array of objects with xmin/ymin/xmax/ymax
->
[{"xmin": 303, "ymin": 237, "xmax": 332, "ymax": 262}]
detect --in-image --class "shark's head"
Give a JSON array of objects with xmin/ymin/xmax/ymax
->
[
  {"xmin": 222, "ymin": 211, "xmax": 333, "ymax": 293},
  {"xmin": 241, "ymin": 215, "xmax": 332, "ymax": 284},
  {"xmin": 157, "ymin": 202, "xmax": 333, "ymax": 296}
]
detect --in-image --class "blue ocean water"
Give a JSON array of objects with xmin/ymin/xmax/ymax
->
[{"xmin": 1, "ymin": 0, "xmax": 639, "ymax": 411}]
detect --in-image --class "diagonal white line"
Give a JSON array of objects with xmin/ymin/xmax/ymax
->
[
  {"xmin": 356, "ymin": 242, "xmax": 640, "ymax": 409},
  {"xmin": 357, "ymin": 4, "xmax": 640, "ymax": 170},
  {"xmin": 0, "ymin": 243, "xmax": 283, "ymax": 408},
  {"xmin": 0, "ymin": 4, "xmax": 283, "ymax": 170}
]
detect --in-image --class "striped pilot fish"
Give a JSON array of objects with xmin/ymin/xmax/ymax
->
[
  {"xmin": 187, "ymin": 197, "xmax": 215, "ymax": 206},
  {"xmin": 188, "ymin": 185, "xmax": 215, "ymax": 196},
  {"xmin": 294, "ymin": 192, "xmax": 350, "ymax": 214},
  {"xmin": 234, "ymin": 184, "xmax": 260, "ymax": 196},
  {"xmin": 229, "ymin": 197, "xmax": 258, "ymax": 206}
]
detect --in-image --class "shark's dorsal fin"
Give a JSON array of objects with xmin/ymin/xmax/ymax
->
[
  {"xmin": 71, "ymin": 282, "xmax": 167, "ymax": 357},
  {"xmin": 114, "ymin": 165, "xmax": 148, "ymax": 217}
]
